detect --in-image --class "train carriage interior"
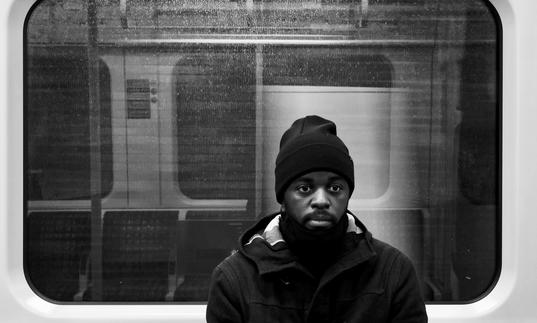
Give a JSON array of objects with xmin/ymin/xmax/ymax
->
[{"xmin": 24, "ymin": 0, "xmax": 499, "ymax": 304}]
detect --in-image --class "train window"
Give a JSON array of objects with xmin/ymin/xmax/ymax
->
[
  {"xmin": 26, "ymin": 49, "xmax": 112, "ymax": 201},
  {"xmin": 175, "ymin": 48, "xmax": 257, "ymax": 204},
  {"xmin": 24, "ymin": 0, "xmax": 499, "ymax": 304}
]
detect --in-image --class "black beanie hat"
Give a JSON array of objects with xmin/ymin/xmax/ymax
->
[{"xmin": 275, "ymin": 115, "xmax": 354, "ymax": 203}]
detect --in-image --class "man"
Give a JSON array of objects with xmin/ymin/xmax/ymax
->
[{"xmin": 207, "ymin": 115, "xmax": 427, "ymax": 323}]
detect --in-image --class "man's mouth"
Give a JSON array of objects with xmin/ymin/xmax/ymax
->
[{"xmin": 305, "ymin": 213, "xmax": 334, "ymax": 229}]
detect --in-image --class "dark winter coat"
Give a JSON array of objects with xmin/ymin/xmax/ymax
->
[{"xmin": 206, "ymin": 213, "xmax": 427, "ymax": 323}]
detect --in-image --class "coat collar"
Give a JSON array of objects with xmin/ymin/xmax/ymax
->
[
  {"xmin": 245, "ymin": 212, "xmax": 364, "ymax": 247},
  {"xmin": 239, "ymin": 211, "xmax": 377, "ymax": 278}
]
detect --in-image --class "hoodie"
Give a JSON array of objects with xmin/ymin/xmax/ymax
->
[{"xmin": 206, "ymin": 212, "xmax": 427, "ymax": 323}]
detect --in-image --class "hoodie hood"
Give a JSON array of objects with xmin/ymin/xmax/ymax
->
[{"xmin": 237, "ymin": 212, "xmax": 376, "ymax": 277}]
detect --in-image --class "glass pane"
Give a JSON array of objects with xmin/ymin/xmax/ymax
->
[
  {"xmin": 175, "ymin": 48, "xmax": 257, "ymax": 203},
  {"xmin": 24, "ymin": 0, "xmax": 499, "ymax": 303},
  {"xmin": 26, "ymin": 49, "xmax": 112, "ymax": 200}
]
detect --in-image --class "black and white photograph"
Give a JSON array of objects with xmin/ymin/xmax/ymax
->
[{"xmin": 1, "ymin": 0, "xmax": 536, "ymax": 322}]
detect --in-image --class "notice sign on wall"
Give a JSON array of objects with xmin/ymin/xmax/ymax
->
[{"xmin": 126, "ymin": 79, "xmax": 151, "ymax": 119}]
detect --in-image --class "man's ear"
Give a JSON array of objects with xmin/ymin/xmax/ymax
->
[{"xmin": 280, "ymin": 203, "xmax": 286, "ymax": 213}]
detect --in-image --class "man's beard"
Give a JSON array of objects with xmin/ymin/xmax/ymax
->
[{"xmin": 279, "ymin": 210, "xmax": 349, "ymax": 277}]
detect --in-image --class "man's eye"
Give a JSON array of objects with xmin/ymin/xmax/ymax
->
[
  {"xmin": 296, "ymin": 185, "xmax": 311, "ymax": 193},
  {"xmin": 328, "ymin": 185, "xmax": 343, "ymax": 192}
]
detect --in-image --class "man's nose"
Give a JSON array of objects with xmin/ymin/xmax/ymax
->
[{"xmin": 311, "ymin": 189, "xmax": 330, "ymax": 209}]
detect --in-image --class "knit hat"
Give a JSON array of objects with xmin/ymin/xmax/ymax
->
[{"xmin": 275, "ymin": 115, "xmax": 354, "ymax": 203}]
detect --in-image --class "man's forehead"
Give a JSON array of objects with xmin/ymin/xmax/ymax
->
[{"xmin": 292, "ymin": 171, "xmax": 346, "ymax": 183}]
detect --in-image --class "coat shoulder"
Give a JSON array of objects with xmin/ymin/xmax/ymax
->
[{"xmin": 214, "ymin": 249, "xmax": 257, "ymax": 281}]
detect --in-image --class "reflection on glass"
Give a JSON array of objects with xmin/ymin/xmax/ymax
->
[{"xmin": 24, "ymin": 0, "xmax": 498, "ymax": 303}]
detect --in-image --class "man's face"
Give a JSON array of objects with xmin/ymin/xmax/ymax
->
[{"xmin": 282, "ymin": 171, "xmax": 350, "ymax": 231}]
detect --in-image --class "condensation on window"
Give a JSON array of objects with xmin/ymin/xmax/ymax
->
[{"xmin": 24, "ymin": 0, "xmax": 499, "ymax": 303}]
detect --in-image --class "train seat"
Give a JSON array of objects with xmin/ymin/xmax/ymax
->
[
  {"xmin": 172, "ymin": 212, "xmax": 255, "ymax": 301},
  {"xmin": 102, "ymin": 211, "xmax": 177, "ymax": 301},
  {"xmin": 26, "ymin": 212, "xmax": 91, "ymax": 301}
]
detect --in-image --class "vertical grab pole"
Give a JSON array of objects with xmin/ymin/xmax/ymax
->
[
  {"xmin": 254, "ymin": 45, "xmax": 264, "ymax": 217},
  {"xmin": 87, "ymin": 0, "xmax": 103, "ymax": 300}
]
